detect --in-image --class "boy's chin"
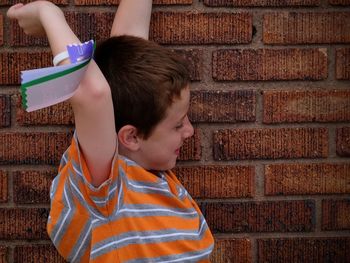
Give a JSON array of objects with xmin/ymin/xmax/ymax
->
[{"xmin": 151, "ymin": 159, "xmax": 177, "ymax": 172}]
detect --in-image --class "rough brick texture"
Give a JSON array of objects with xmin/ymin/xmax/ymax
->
[
  {"xmin": 202, "ymin": 200, "xmax": 315, "ymax": 233},
  {"xmin": 0, "ymin": 132, "xmax": 72, "ymax": 165},
  {"xmin": 322, "ymin": 199, "xmax": 350, "ymax": 230},
  {"xmin": 189, "ymin": 90, "xmax": 256, "ymax": 123},
  {"xmin": 336, "ymin": 127, "xmax": 350, "ymax": 157},
  {"xmin": 213, "ymin": 49, "xmax": 327, "ymax": 81},
  {"xmin": 150, "ymin": 12, "xmax": 252, "ymax": 44},
  {"xmin": 0, "ymin": 52, "xmax": 52, "ymax": 84},
  {"xmin": 0, "ymin": 0, "xmax": 68, "ymax": 5},
  {"xmin": 0, "ymin": 95, "xmax": 11, "ymax": 127},
  {"xmin": 0, "ymin": 15, "xmax": 3, "ymax": 46},
  {"xmin": 0, "ymin": 208, "xmax": 49, "ymax": 240},
  {"xmin": 11, "ymin": 12, "xmax": 252, "ymax": 46},
  {"xmin": 9, "ymin": 20, "xmax": 48, "ymax": 47},
  {"xmin": 263, "ymin": 90, "xmax": 350, "ymax": 123},
  {"xmin": 174, "ymin": 49, "xmax": 203, "ymax": 81},
  {"xmin": 9, "ymin": 13, "xmax": 113, "ymax": 47},
  {"xmin": 16, "ymin": 96, "xmax": 74, "ymax": 126},
  {"xmin": 13, "ymin": 170, "xmax": 56, "ymax": 204},
  {"xmin": 0, "ymin": 171, "xmax": 7, "ymax": 203},
  {"xmin": 178, "ymin": 128, "xmax": 201, "ymax": 161},
  {"xmin": 213, "ymin": 128, "xmax": 328, "ymax": 160},
  {"xmin": 14, "ymin": 245, "xmax": 65, "ymax": 263},
  {"xmin": 265, "ymin": 163, "xmax": 350, "ymax": 195},
  {"xmin": 329, "ymin": 0, "xmax": 350, "ymax": 5},
  {"xmin": 336, "ymin": 48, "xmax": 350, "ymax": 80},
  {"xmin": 210, "ymin": 238, "xmax": 252, "ymax": 263},
  {"xmin": 174, "ymin": 165, "xmax": 255, "ymax": 198},
  {"xmin": 75, "ymin": 0, "xmax": 192, "ymax": 5},
  {"xmin": 0, "ymin": 247, "xmax": 7, "ymax": 263},
  {"xmin": 204, "ymin": 0, "xmax": 320, "ymax": 6},
  {"xmin": 66, "ymin": 12, "xmax": 114, "ymax": 42},
  {"xmin": 257, "ymin": 238, "xmax": 350, "ymax": 263},
  {"xmin": 263, "ymin": 12, "xmax": 350, "ymax": 44}
]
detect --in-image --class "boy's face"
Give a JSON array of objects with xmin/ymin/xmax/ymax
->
[{"xmin": 137, "ymin": 86, "xmax": 194, "ymax": 171}]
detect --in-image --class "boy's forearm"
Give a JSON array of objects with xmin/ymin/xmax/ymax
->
[
  {"xmin": 110, "ymin": 0, "xmax": 152, "ymax": 39},
  {"xmin": 38, "ymin": 2, "xmax": 80, "ymax": 62}
]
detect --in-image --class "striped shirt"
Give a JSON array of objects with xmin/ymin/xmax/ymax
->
[{"xmin": 47, "ymin": 133, "xmax": 214, "ymax": 262}]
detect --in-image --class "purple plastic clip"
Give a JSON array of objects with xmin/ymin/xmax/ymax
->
[{"xmin": 67, "ymin": 40, "xmax": 94, "ymax": 64}]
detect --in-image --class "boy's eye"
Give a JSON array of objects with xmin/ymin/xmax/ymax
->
[{"xmin": 175, "ymin": 123, "xmax": 184, "ymax": 130}]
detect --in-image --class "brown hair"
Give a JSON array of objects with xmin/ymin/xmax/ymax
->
[{"xmin": 94, "ymin": 35, "xmax": 190, "ymax": 139}]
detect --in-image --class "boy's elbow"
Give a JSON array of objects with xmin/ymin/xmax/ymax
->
[
  {"xmin": 72, "ymin": 64, "xmax": 111, "ymax": 105},
  {"xmin": 71, "ymin": 80, "xmax": 111, "ymax": 107},
  {"xmin": 85, "ymin": 80, "xmax": 111, "ymax": 100}
]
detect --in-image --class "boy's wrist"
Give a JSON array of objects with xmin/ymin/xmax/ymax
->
[{"xmin": 39, "ymin": 1, "xmax": 64, "ymax": 28}]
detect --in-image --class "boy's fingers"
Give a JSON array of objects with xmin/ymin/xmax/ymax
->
[{"xmin": 7, "ymin": 3, "xmax": 24, "ymax": 19}]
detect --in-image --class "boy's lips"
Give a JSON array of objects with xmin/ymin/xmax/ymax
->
[{"xmin": 175, "ymin": 145, "xmax": 182, "ymax": 155}]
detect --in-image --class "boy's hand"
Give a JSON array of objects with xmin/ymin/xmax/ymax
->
[{"xmin": 7, "ymin": 1, "xmax": 63, "ymax": 37}]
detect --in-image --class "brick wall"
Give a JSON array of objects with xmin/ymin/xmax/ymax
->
[{"xmin": 0, "ymin": 0, "xmax": 349, "ymax": 262}]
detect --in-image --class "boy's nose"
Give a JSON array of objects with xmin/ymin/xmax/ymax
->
[{"xmin": 183, "ymin": 117, "xmax": 194, "ymax": 139}]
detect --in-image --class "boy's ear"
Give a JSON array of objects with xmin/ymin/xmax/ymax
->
[{"xmin": 117, "ymin": 125, "xmax": 140, "ymax": 151}]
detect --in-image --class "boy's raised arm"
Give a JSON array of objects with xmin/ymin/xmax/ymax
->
[
  {"xmin": 110, "ymin": 0, "xmax": 152, "ymax": 39},
  {"xmin": 7, "ymin": 1, "xmax": 116, "ymax": 187}
]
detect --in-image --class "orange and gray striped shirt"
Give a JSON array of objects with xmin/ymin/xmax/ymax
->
[{"xmin": 47, "ymin": 133, "xmax": 214, "ymax": 262}]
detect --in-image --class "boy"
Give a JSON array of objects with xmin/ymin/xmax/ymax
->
[{"xmin": 7, "ymin": 0, "xmax": 214, "ymax": 262}]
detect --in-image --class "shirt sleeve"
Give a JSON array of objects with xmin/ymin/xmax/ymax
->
[{"xmin": 47, "ymin": 131, "xmax": 120, "ymax": 261}]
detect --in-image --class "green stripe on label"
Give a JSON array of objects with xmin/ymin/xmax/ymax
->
[
  {"xmin": 22, "ymin": 59, "xmax": 90, "ymax": 89},
  {"xmin": 20, "ymin": 59, "xmax": 91, "ymax": 109}
]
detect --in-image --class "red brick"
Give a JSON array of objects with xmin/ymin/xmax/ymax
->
[
  {"xmin": 213, "ymin": 128, "xmax": 328, "ymax": 160},
  {"xmin": 0, "ymin": 247, "xmax": 8, "ymax": 263},
  {"xmin": 65, "ymin": 12, "xmax": 113, "ymax": 43},
  {"xmin": 10, "ymin": 12, "xmax": 114, "ymax": 47},
  {"xmin": 14, "ymin": 245, "xmax": 65, "ymax": 263},
  {"xmin": 9, "ymin": 34, "xmax": 202, "ymax": 82},
  {"xmin": 336, "ymin": 127, "xmax": 350, "ymax": 157},
  {"xmin": 202, "ymin": 200, "xmax": 315, "ymax": 233},
  {"xmin": 174, "ymin": 49, "xmax": 203, "ymax": 81},
  {"xmin": 263, "ymin": 12, "xmax": 350, "ymax": 44},
  {"xmin": 11, "ymin": 12, "xmax": 252, "ymax": 46},
  {"xmin": 9, "ymin": 20, "xmax": 48, "ymax": 47},
  {"xmin": 178, "ymin": 128, "xmax": 201, "ymax": 161},
  {"xmin": 257, "ymin": 237, "xmax": 350, "ymax": 263},
  {"xmin": 16, "ymin": 95, "xmax": 74, "ymax": 126},
  {"xmin": 74, "ymin": 0, "xmax": 192, "ymax": 5},
  {"xmin": 0, "ymin": 95, "xmax": 11, "ymax": 127},
  {"xmin": 212, "ymin": 49, "xmax": 327, "ymax": 81},
  {"xmin": 263, "ymin": 90, "xmax": 350, "ymax": 123},
  {"xmin": 0, "ymin": 0, "xmax": 67, "ymax": 5},
  {"xmin": 329, "ymin": 0, "xmax": 350, "ymax": 5},
  {"xmin": 336, "ymin": 48, "xmax": 350, "ymax": 80},
  {"xmin": 0, "ymin": 208, "xmax": 49, "ymax": 240},
  {"xmin": 0, "ymin": 171, "xmax": 8, "ymax": 203},
  {"xmin": 204, "ymin": 0, "xmax": 320, "ymax": 6},
  {"xmin": 13, "ymin": 170, "xmax": 56, "ymax": 204},
  {"xmin": 174, "ymin": 165, "xmax": 255, "ymax": 198},
  {"xmin": 150, "ymin": 12, "xmax": 252, "ymax": 44},
  {"xmin": 265, "ymin": 163, "xmax": 350, "ymax": 195},
  {"xmin": 322, "ymin": 199, "xmax": 350, "ymax": 231},
  {"xmin": 0, "ymin": 15, "xmax": 3, "ymax": 46},
  {"xmin": 210, "ymin": 238, "xmax": 252, "ymax": 263},
  {"xmin": 189, "ymin": 90, "xmax": 255, "ymax": 123},
  {"xmin": 0, "ymin": 132, "xmax": 72, "ymax": 165},
  {"xmin": 0, "ymin": 52, "xmax": 52, "ymax": 85}
]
